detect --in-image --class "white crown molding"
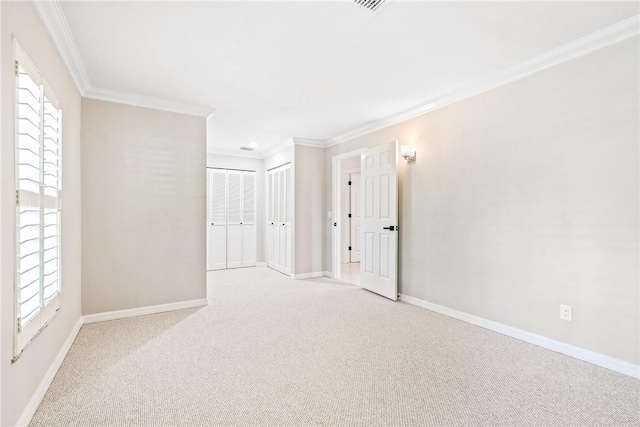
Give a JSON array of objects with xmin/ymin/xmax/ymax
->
[
  {"xmin": 324, "ymin": 15, "xmax": 640, "ymax": 147},
  {"xmin": 292, "ymin": 137, "xmax": 327, "ymax": 148},
  {"xmin": 399, "ymin": 294, "xmax": 640, "ymax": 379},
  {"xmin": 85, "ymin": 87, "xmax": 215, "ymax": 117},
  {"xmin": 260, "ymin": 138, "xmax": 295, "ymax": 159},
  {"xmin": 32, "ymin": 0, "xmax": 215, "ymax": 117},
  {"xmin": 32, "ymin": 0, "xmax": 91, "ymax": 94}
]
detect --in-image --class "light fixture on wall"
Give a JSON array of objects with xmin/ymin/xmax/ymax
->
[{"xmin": 401, "ymin": 145, "xmax": 416, "ymax": 162}]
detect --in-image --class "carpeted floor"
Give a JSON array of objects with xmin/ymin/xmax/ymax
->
[{"xmin": 32, "ymin": 267, "xmax": 639, "ymax": 426}]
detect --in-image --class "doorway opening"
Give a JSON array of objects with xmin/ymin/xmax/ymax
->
[{"xmin": 332, "ymin": 148, "xmax": 366, "ymax": 286}]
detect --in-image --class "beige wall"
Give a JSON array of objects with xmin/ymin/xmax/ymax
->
[
  {"xmin": 82, "ymin": 99, "xmax": 206, "ymax": 315},
  {"xmin": 1, "ymin": 2, "xmax": 82, "ymax": 425},
  {"xmin": 206, "ymin": 153, "xmax": 266, "ymax": 263},
  {"xmin": 295, "ymin": 145, "xmax": 325, "ymax": 275},
  {"xmin": 324, "ymin": 37, "xmax": 640, "ymax": 364}
]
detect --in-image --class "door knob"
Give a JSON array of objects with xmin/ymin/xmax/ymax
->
[{"xmin": 383, "ymin": 225, "xmax": 396, "ymax": 231}]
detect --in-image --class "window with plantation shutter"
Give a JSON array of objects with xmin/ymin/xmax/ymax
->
[{"xmin": 14, "ymin": 42, "xmax": 62, "ymax": 359}]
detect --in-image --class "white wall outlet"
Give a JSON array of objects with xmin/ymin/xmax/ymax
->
[{"xmin": 560, "ymin": 304, "xmax": 572, "ymax": 321}]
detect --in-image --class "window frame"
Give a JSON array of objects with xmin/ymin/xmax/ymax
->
[{"xmin": 12, "ymin": 40, "xmax": 63, "ymax": 361}]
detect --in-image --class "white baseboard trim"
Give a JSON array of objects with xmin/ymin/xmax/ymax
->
[
  {"xmin": 15, "ymin": 316, "xmax": 83, "ymax": 427},
  {"xmin": 323, "ymin": 271, "xmax": 334, "ymax": 278},
  {"xmin": 82, "ymin": 299, "xmax": 209, "ymax": 324},
  {"xmin": 293, "ymin": 271, "xmax": 324, "ymax": 280},
  {"xmin": 399, "ymin": 294, "xmax": 640, "ymax": 379},
  {"xmin": 256, "ymin": 262, "xmax": 267, "ymax": 267}
]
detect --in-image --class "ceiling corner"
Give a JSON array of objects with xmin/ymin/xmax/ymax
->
[{"xmin": 32, "ymin": 0, "xmax": 92, "ymax": 95}]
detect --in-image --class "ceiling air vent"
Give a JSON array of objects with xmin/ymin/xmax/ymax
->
[
  {"xmin": 239, "ymin": 146, "xmax": 255, "ymax": 151},
  {"xmin": 354, "ymin": 0, "xmax": 386, "ymax": 13}
]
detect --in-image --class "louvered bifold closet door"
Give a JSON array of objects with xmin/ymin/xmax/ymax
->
[
  {"xmin": 241, "ymin": 172, "xmax": 256, "ymax": 267},
  {"xmin": 272, "ymin": 169, "xmax": 281, "ymax": 269},
  {"xmin": 208, "ymin": 169, "xmax": 227, "ymax": 271},
  {"xmin": 15, "ymin": 47, "xmax": 61, "ymax": 353},
  {"xmin": 226, "ymin": 171, "xmax": 242, "ymax": 268},
  {"xmin": 267, "ymin": 171, "xmax": 275, "ymax": 268},
  {"xmin": 284, "ymin": 166, "xmax": 292, "ymax": 273}
]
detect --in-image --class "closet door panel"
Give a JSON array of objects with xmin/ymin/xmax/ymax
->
[
  {"xmin": 210, "ymin": 226, "xmax": 227, "ymax": 270},
  {"xmin": 208, "ymin": 169, "xmax": 227, "ymax": 271},
  {"xmin": 267, "ymin": 172, "xmax": 274, "ymax": 268},
  {"xmin": 241, "ymin": 225, "xmax": 256, "ymax": 267},
  {"xmin": 227, "ymin": 225, "xmax": 242, "ymax": 269},
  {"xmin": 285, "ymin": 226, "xmax": 292, "ymax": 273},
  {"xmin": 241, "ymin": 172, "xmax": 256, "ymax": 267}
]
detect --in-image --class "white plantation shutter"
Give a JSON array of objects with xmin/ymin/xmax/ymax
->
[
  {"xmin": 242, "ymin": 172, "xmax": 255, "ymax": 224},
  {"xmin": 14, "ymin": 43, "xmax": 62, "ymax": 357}
]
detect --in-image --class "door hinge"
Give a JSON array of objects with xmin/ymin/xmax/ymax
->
[
  {"xmin": 348, "ymin": 181, "xmax": 351, "ymax": 185},
  {"xmin": 348, "ymin": 246, "xmax": 352, "ymax": 251},
  {"xmin": 348, "ymin": 213, "xmax": 352, "ymax": 218},
  {"xmin": 15, "ymin": 61, "xmax": 19, "ymax": 77},
  {"xmin": 17, "ymin": 318, "xmax": 21, "ymax": 333},
  {"xmin": 15, "ymin": 190, "xmax": 20, "ymax": 206}
]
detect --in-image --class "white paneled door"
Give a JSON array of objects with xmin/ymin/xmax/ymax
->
[
  {"xmin": 206, "ymin": 168, "xmax": 256, "ymax": 271},
  {"xmin": 360, "ymin": 141, "xmax": 398, "ymax": 300},
  {"xmin": 207, "ymin": 169, "xmax": 227, "ymax": 271},
  {"xmin": 350, "ymin": 172, "xmax": 361, "ymax": 263},
  {"xmin": 267, "ymin": 163, "xmax": 292, "ymax": 276}
]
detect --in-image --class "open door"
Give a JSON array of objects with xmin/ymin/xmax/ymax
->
[
  {"xmin": 360, "ymin": 141, "xmax": 398, "ymax": 300},
  {"xmin": 350, "ymin": 172, "xmax": 361, "ymax": 263}
]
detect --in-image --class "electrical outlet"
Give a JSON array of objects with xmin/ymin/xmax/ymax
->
[{"xmin": 560, "ymin": 304, "xmax": 572, "ymax": 321}]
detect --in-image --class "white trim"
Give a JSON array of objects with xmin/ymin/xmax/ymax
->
[
  {"xmin": 323, "ymin": 271, "xmax": 334, "ymax": 279},
  {"xmin": 15, "ymin": 317, "xmax": 83, "ymax": 427},
  {"xmin": 256, "ymin": 262, "xmax": 267, "ymax": 267},
  {"xmin": 324, "ymin": 16, "xmax": 640, "ymax": 146},
  {"xmin": 31, "ymin": 0, "xmax": 91, "ymax": 94},
  {"xmin": 84, "ymin": 87, "xmax": 214, "ymax": 117},
  {"xmin": 399, "ymin": 294, "xmax": 640, "ymax": 379},
  {"xmin": 292, "ymin": 137, "xmax": 326, "ymax": 148},
  {"xmin": 82, "ymin": 299, "xmax": 208, "ymax": 324},
  {"xmin": 261, "ymin": 138, "xmax": 295, "ymax": 159},
  {"xmin": 293, "ymin": 272, "xmax": 324, "ymax": 280}
]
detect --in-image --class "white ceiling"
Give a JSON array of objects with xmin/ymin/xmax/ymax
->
[{"xmin": 57, "ymin": 1, "xmax": 639, "ymax": 156}]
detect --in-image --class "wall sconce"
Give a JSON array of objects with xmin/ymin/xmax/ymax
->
[{"xmin": 401, "ymin": 145, "xmax": 416, "ymax": 162}]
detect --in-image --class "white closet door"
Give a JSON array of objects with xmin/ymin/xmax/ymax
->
[
  {"xmin": 278, "ymin": 169, "xmax": 287, "ymax": 273},
  {"xmin": 208, "ymin": 169, "xmax": 227, "ymax": 271},
  {"xmin": 273, "ymin": 169, "xmax": 281, "ymax": 270},
  {"xmin": 227, "ymin": 170, "xmax": 242, "ymax": 269},
  {"xmin": 266, "ymin": 164, "xmax": 293, "ymax": 276},
  {"xmin": 284, "ymin": 166, "xmax": 292, "ymax": 274},
  {"xmin": 241, "ymin": 171, "xmax": 256, "ymax": 267},
  {"xmin": 267, "ymin": 171, "xmax": 275, "ymax": 268}
]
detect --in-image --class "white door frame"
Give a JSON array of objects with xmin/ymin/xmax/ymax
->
[
  {"xmin": 332, "ymin": 148, "xmax": 367, "ymax": 281},
  {"xmin": 343, "ymin": 167, "xmax": 360, "ymax": 264}
]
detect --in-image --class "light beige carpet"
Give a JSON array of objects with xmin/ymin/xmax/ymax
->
[{"xmin": 32, "ymin": 267, "xmax": 639, "ymax": 426}]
